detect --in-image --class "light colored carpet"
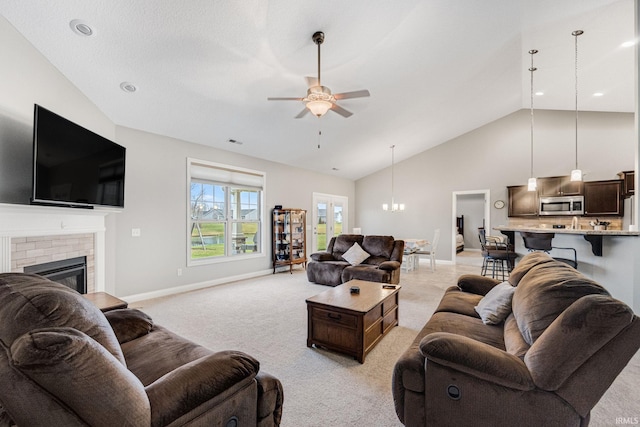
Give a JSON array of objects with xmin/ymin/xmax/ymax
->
[{"xmin": 131, "ymin": 259, "xmax": 639, "ymax": 426}]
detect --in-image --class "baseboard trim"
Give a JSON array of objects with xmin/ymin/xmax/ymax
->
[{"xmin": 122, "ymin": 268, "xmax": 274, "ymax": 303}]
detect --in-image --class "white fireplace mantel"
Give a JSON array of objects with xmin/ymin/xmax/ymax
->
[{"xmin": 0, "ymin": 203, "xmax": 117, "ymax": 291}]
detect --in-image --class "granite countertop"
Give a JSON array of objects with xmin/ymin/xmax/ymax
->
[{"xmin": 494, "ymin": 225, "xmax": 640, "ymax": 236}]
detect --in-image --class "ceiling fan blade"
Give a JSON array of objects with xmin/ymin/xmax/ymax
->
[
  {"xmin": 334, "ymin": 89, "xmax": 370, "ymax": 100},
  {"xmin": 330, "ymin": 103, "xmax": 353, "ymax": 118},
  {"xmin": 305, "ymin": 76, "xmax": 319, "ymax": 88},
  {"xmin": 267, "ymin": 97, "xmax": 304, "ymax": 101},
  {"xmin": 295, "ymin": 108, "xmax": 310, "ymax": 119}
]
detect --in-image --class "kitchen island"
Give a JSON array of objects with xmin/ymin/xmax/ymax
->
[{"xmin": 494, "ymin": 225, "xmax": 639, "ymax": 256}]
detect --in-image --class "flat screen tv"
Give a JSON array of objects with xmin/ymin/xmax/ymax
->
[{"xmin": 31, "ymin": 105, "xmax": 125, "ymax": 208}]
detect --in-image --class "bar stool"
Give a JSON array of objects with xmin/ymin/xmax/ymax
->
[
  {"xmin": 478, "ymin": 228, "xmax": 517, "ymax": 280},
  {"xmin": 520, "ymin": 232, "xmax": 578, "ymax": 269}
]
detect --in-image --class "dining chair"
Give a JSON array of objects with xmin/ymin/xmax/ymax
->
[{"xmin": 415, "ymin": 229, "xmax": 440, "ymax": 271}]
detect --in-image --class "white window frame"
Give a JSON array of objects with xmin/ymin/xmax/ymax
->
[{"xmin": 187, "ymin": 158, "xmax": 266, "ymax": 266}]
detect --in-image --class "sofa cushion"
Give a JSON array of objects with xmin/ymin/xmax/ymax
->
[
  {"xmin": 307, "ymin": 260, "xmax": 349, "ymax": 287},
  {"xmin": 394, "ymin": 311, "xmax": 505, "ymax": 393},
  {"xmin": 11, "ymin": 327, "xmax": 150, "ymax": 426},
  {"xmin": 105, "ymin": 309, "xmax": 154, "ymax": 344},
  {"xmin": 508, "ymin": 252, "xmax": 554, "ymax": 286},
  {"xmin": 434, "ymin": 286, "xmax": 482, "ymax": 318},
  {"xmin": 361, "ymin": 235, "xmax": 395, "ymax": 259},
  {"xmin": 512, "ymin": 261, "xmax": 610, "ymax": 346},
  {"xmin": 331, "ymin": 235, "xmax": 364, "ymax": 259},
  {"xmin": 342, "ymin": 242, "xmax": 370, "ymax": 266},
  {"xmin": 475, "ymin": 282, "xmax": 515, "ymax": 325},
  {"xmin": 362, "ymin": 236, "xmax": 395, "ymax": 264},
  {"xmin": 458, "ymin": 274, "xmax": 501, "ymax": 296},
  {"xmin": 503, "ymin": 313, "xmax": 530, "ymax": 358},
  {"xmin": 310, "ymin": 252, "xmax": 334, "ymax": 262},
  {"xmin": 524, "ymin": 295, "xmax": 635, "ymax": 391},
  {"xmin": 342, "ymin": 265, "xmax": 390, "ymax": 284},
  {"xmin": 0, "ymin": 273, "xmax": 125, "ymax": 365},
  {"xmin": 121, "ymin": 325, "xmax": 215, "ymax": 386}
]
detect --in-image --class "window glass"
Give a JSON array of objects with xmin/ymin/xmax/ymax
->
[{"xmin": 188, "ymin": 160, "xmax": 264, "ymax": 263}]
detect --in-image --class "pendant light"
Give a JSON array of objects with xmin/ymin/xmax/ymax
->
[
  {"xmin": 527, "ymin": 49, "xmax": 538, "ymax": 191},
  {"xmin": 570, "ymin": 30, "xmax": 584, "ymax": 182},
  {"xmin": 382, "ymin": 145, "xmax": 405, "ymax": 212}
]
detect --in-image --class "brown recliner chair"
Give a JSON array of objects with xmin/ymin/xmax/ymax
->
[
  {"xmin": 0, "ymin": 273, "xmax": 283, "ymax": 426},
  {"xmin": 306, "ymin": 234, "xmax": 404, "ymax": 287}
]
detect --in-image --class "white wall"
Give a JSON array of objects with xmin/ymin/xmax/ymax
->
[
  {"xmin": 0, "ymin": 15, "xmax": 355, "ymax": 298},
  {"xmin": 0, "ymin": 15, "xmax": 115, "ymax": 205},
  {"xmin": 355, "ymin": 108, "xmax": 639, "ymax": 310},
  {"xmin": 356, "ymin": 109, "xmax": 635, "ymax": 255},
  {"xmin": 113, "ymin": 126, "xmax": 354, "ymax": 297}
]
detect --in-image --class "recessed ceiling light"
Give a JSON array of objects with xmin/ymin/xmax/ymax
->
[
  {"xmin": 69, "ymin": 19, "xmax": 94, "ymax": 36},
  {"xmin": 621, "ymin": 40, "xmax": 637, "ymax": 48},
  {"xmin": 535, "ymin": 91, "xmax": 544, "ymax": 96},
  {"xmin": 119, "ymin": 82, "xmax": 137, "ymax": 93},
  {"xmin": 593, "ymin": 92, "xmax": 604, "ymax": 97}
]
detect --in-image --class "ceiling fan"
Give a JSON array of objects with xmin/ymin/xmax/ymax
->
[{"xmin": 268, "ymin": 31, "xmax": 370, "ymax": 118}]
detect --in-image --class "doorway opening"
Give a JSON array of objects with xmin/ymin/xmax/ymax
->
[{"xmin": 452, "ymin": 190, "xmax": 490, "ymax": 266}]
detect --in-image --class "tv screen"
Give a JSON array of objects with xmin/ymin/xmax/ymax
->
[{"xmin": 31, "ymin": 105, "xmax": 125, "ymax": 208}]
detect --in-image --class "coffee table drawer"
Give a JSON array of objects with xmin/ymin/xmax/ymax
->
[
  {"xmin": 383, "ymin": 306, "xmax": 398, "ymax": 332},
  {"xmin": 311, "ymin": 307, "xmax": 358, "ymax": 328},
  {"xmin": 382, "ymin": 293, "xmax": 398, "ymax": 315}
]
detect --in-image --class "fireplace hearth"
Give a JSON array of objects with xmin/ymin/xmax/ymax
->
[{"xmin": 24, "ymin": 256, "xmax": 87, "ymax": 294}]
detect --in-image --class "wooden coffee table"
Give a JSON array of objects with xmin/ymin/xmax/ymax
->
[{"xmin": 306, "ymin": 279, "xmax": 401, "ymax": 363}]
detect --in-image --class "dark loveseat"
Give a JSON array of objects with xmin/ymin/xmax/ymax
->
[
  {"xmin": 392, "ymin": 252, "xmax": 640, "ymax": 426},
  {"xmin": 306, "ymin": 234, "xmax": 404, "ymax": 286},
  {"xmin": 0, "ymin": 273, "xmax": 283, "ymax": 426}
]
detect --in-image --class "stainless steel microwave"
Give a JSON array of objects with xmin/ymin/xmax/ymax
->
[{"xmin": 539, "ymin": 196, "xmax": 584, "ymax": 216}]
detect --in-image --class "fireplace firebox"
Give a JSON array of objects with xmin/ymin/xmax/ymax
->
[{"xmin": 24, "ymin": 256, "xmax": 87, "ymax": 294}]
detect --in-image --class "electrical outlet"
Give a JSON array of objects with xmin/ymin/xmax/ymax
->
[
  {"xmin": 177, "ymin": 268, "xmax": 182, "ymax": 276},
  {"xmin": 131, "ymin": 228, "xmax": 141, "ymax": 237}
]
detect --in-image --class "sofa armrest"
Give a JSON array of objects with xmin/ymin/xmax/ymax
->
[
  {"xmin": 256, "ymin": 372, "xmax": 284, "ymax": 426},
  {"xmin": 420, "ymin": 332, "xmax": 534, "ymax": 391},
  {"xmin": 378, "ymin": 260, "xmax": 401, "ymax": 271},
  {"xmin": 104, "ymin": 309, "xmax": 153, "ymax": 344},
  {"xmin": 457, "ymin": 274, "xmax": 501, "ymax": 296},
  {"xmin": 145, "ymin": 350, "xmax": 259, "ymax": 427},
  {"xmin": 310, "ymin": 252, "xmax": 334, "ymax": 262}
]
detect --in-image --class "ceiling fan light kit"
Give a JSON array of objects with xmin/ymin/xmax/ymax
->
[{"xmin": 268, "ymin": 31, "xmax": 370, "ymax": 118}]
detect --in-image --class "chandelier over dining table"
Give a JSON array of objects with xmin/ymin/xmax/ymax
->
[{"xmin": 382, "ymin": 145, "xmax": 405, "ymax": 212}]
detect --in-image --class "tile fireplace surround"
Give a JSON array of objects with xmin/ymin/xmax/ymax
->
[{"xmin": 0, "ymin": 203, "xmax": 112, "ymax": 292}]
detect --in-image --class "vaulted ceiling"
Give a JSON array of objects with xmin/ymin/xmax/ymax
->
[{"xmin": 0, "ymin": 0, "xmax": 635, "ymax": 180}]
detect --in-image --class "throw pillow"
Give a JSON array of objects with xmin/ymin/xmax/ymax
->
[
  {"xmin": 475, "ymin": 281, "xmax": 516, "ymax": 325},
  {"xmin": 342, "ymin": 242, "xmax": 370, "ymax": 266}
]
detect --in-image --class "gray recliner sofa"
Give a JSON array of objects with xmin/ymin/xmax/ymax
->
[
  {"xmin": 306, "ymin": 234, "xmax": 404, "ymax": 286},
  {"xmin": 0, "ymin": 273, "xmax": 284, "ymax": 426}
]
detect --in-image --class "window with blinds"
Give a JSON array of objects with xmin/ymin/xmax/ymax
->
[{"xmin": 188, "ymin": 158, "xmax": 265, "ymax": 264}]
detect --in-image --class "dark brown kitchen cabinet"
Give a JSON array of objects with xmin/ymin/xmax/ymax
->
[
  {"xmin": 617, "ymin": 170, "xmax": 634, "ymax": 198},
  {"xmin": 583, "ymin": 180, "xmax": 624, "ymax": 217},
  {"xmin": 508, "ymin": 185, "xmax": 538, "ymax": 217},
  {"xmin": 537, "ymin": 176, "xmax": 583, "ymax": 197}
]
